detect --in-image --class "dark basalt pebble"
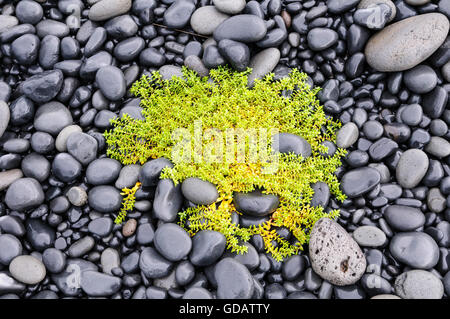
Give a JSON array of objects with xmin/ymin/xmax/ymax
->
[{"xmin": 233, "ymin": 190, "xmax": 279, "ymax": 217}]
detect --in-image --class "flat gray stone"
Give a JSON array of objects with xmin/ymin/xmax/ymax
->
[
  {"xmin": 336, "ymin": 122, "xmax": 359, "ymax": 148},
  {"xmin": 247, "ymin": 48, "xmax": 280, "ymax": 87},
  {"xmin": 396, "ymin": 149, "xmax": 429, "ymax": 188},
  {"xmin": 9, "ymin": 255, "xmax": 46, "ymax": 285},
  {"xmin": 88, "ymin": 0, "xmax": 131, "ymax": 21},
  {"xmin": 190, "ymin": 6, "xmax": 229, "ymax": 35},
  {"xmin": 352, "ymin": 226, "xmax": 386, "ymax": 247},
  {"xmin": 395, "ymin": 270, "xmax": 444, "ymax": 299}
]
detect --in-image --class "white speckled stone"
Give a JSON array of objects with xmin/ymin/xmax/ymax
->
[{"xmin": 309, "ymin": 218, "xmax": 366, "ymax": 286}]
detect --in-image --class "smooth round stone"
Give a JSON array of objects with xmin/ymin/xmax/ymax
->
[
  {"xmin": 273, "ymin": 133, "xmax": 312, "ymax": 158},
  {"xmin": 11, "ymin": 34, "xmax": 39, "ymax": 65},
  {"xmin": 66, "ymin": 132, "xmax": 98, "ymax": 166},
  {"xmin": 31, "ymin": 132, "xmax": 55, "ymax": 154},
  {"xmin": 136, "ymin": 223, "xmax": 155, "ymax": 246},
  {"xmin": 0, "ymin": 101, "xmax": 10, "ymax": 139},
  {"xmin": 88, "ymin": 217, "xmax": 113, "ymax": 238},
  {"xmin": 215, "ymin": 258, "xmax": 254, "ymax": 299},
  {"xmin": 247, "ymin": 48, "xmax": 280, "ymax": 87},
  {"xmin": 104, "ymin": 15, "xmax": 138, "ymax": 39},
  {"xmin": 352, "ymin": 226, "xmax": 386, "ymax": 247},
  {"xmin": 101, "ymin": 248, "xmax": 120, "ymax": 275},
  {"xmin": 34, "ymin": 101, "xmax": 73, "ymax": 136},
  {"xmin": 365, "ymin": 13, "xmax": 450, "ymax": 72},
  {"xmin": 189, "ymin": 230, "xmax": 226, "ymax": 266},
  {"xmin": 0, "ymin": 216, "xmax": 26, "ymax": 237},
  {"xmin": 0, "ymin": 234, "xmax": 22, "ymax": 265},
  {"xmin": 88, "ymin": 186, "xmax": 122, "ymax": 213},
  {"xmin": 424, "ymin": 136, "xmax": 450, "ymax": 158},
  {"xmin": 396, "ymin": 149, "xmax": 429, "ymax": 188},
  {"xmin": 181, "ymin": 177, "xmax": 219, "ymax": 206},
  {"xmin": 310, "ymin": 182, "xmax": 330, "ymax": 207},
  {"xmin": 214, "ymin": 14, "xmax": 267, "ymax": 43},
  {"xmin": 390, "ymin": 232, "xmax": 439, "ymax": 269},
  {"xmin": 86, "ymin": 158, "xmax": 121, "ymax": 185},
  {"xmin": 422, "ymin": 86, "xmax": 448, "ymax": 119},
  {"xmin": 163, "ymin": 0, "xmax": 196, "ymax": 29},
  {"xmin": 42, "ymin": 248, "xmax": 66, "ymax": 273},
  {"xmin": 340, "ymin": 167, "xmax": 381, "ymax": 198},
  {"xmin": 0, "ymin": 169, "xmax": 23, "ymax": 192},
  {"xmin": 113, "ymin": 37, "xmax": 145, "ymax": 62},
  {"xmin": 140, "ymin": 48, "xmax": 166, "ymax": 67},
  {"xmin": 39, "ymin": 35, "xmax": 60, "ymax": 69},
  {"xmin": 336, "ymin": 122, "xmax": 359, "ymax": 148},
  {"xmin": 139, "ymin": 158, "xmax": 173, "ymax": 187},
  {"xmin": 233, "ymin": 190, "xmax": 279, "ymax": 217},
  {"xmin": 139, "ymin": 247, "xmax": 173, "ymax": 279},
  {"xmin": 395, "ymin": 270, "xmax": 444, "ymax": 299},
  {"xmin": 384, "ymin": 205, "xmax": 425, "ymax": 231},
  {"xmin": 9, "ymin": 96, "xmax": 34, "ymax": 126},
  {"xmin": 52, "ymin": 153, "xmax": 82, "ymax": 183},
  {"xmin": 0, "ymin": 15, "xmax": 18, "ymax": 33},
  {"xmin": 119, "ymin": 105, "xmax": 144, "ymax": 120},
  {"xmin": 3, "ymin": 138, "xmax": 30, "ymax": 153},
  {"xmin": 401, "ymin": 104, "xmax": 423, "ymax": 126},
  {"xmin": 68, "ymin": 236, "xmax": 95, "ymax": 258},
  {"xmin": 22, "ymin": 70, "xmax": 64, "ymax": 104},
  {"xmin": 190, "ymin": 6, "xmax": 229, "ymax": 36},
  {"xmin": 122, "ymin": 218, "xmax": 137, "ymax": 237},
  {"xmin": 95, "ymin": 66, "xmax": 126, "ymax": 101},
  {"xmin": 21, "ymin": 153, "xmax": 50, "ymax": 182},
  {"xmin": 80, "ymin": 51, "xmax": 113, "ymax": 79},
  {"xmin": 5, "ymin": 178, "xmax": 44, "ymax": 211},
  {"xmin": 154, "ymin": 224, "xmax": 192, "ymax": 262},
  {"xmin": 213, "ymin": 0, "xmax": 246, "ymax": 14},
  {"xmin": 309, "ymin": 218, "xmax": 366, "ymax": 286},
  {"xmin": 36, "ymin": 19, "xmax": 69, "ymax": 37},
  {"xmin": 9, "ymin": 255, "xmax": 46, "ymax": 285},
  {"xmin": 427, "ymin": 188, "xmax": 446, "ymax": 213},
  {"xmin": 25, "ymin": 219, "xmax": 55, "ymax": 252},
  {"xmin": 217, "ymin": 39, "xmax": 250, "ymax": 71},
  {"xmin": 403, "ymin": 65, "xmax": 437, "ymax": 94},
  {"xmin": 88, "ymin": 0, "xmax": 132, "ymax": 21},
  {"xmin": 55, "ymin": 125, "xmax": 82, "ymax": 152},
  {"xmin": 307, "ymin": 28, "xmax": 338, "ymax": 51},
  {"xmin": 80, "ymin": 271, "xmax": 121, "ymax": 297},
  {"xmin": 153, "ymin": 179, "xmax": 183, "ymax": 222},
  {"xmin": 183, "ymin": 287, "xmax": 213, "ymax": 299},
  {"xmin": 116, "ymin": 164, "xmax": 141, "ymax": 189},
  {"xmin": 158, "ymin": 65, "xmax": 183, "ymax": 80}
]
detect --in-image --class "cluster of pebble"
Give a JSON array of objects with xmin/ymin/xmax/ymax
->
[{"xmin": 0, "ymin": 0, "xmax": 450, "ymax": 299}]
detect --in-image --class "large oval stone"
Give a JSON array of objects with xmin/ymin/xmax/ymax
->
[
  {"xmin": 5, "ymin": 178, "xmax": 44, "ymax": 211},
  {"xmin": 213, "ymin": 14, "xmax": 267, "ymax": 43},
  {"xmin": 365, "ymin": 13, "xmax": 450, "ymax": 72},
  {"xmin": 390, "ymin": 232, "xmax": 439, "ymax": 269},
  {"xmin": 340, "ymin": 167, "xmax": 381, "ymax": 198}
]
